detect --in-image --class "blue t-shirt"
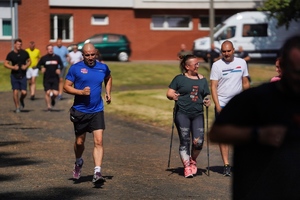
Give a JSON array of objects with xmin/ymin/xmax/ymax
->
[
  {"xmin": 65, "ymin": 61, "xmax": 111, "ymax": 113},
  {"xmin": 53, "ymin": 46, "xmax": 69, "ymax": 67}
]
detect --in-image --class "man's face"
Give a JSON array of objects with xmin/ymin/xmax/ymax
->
[
  {"xmin": 57, "ymin": 39, "xmax": 62, "ymax": 48},
  {"xmin": 14, "ymin": 41, "xmax": 22, "ymax": 51},
  {"xmin": 221, "ymin": 43, "xmax": 234, "ymax": 62},
  {"xmin": 47, "ymin": 45, "xmax": 54, "ymax": 55},
  {"xmin": 83, "ymin": 49, "xmax": 96, "ymax": 66},
  {"xmin": 29, "ymin": 43, "xmax": 35, "ymax": 50}
]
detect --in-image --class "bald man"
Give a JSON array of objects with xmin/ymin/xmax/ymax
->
[
  {"xmin": 210, "ymin": 40, "xmax": 250, "ymax": 176},
  {"xmin": 64, "ymin": 43, "xmax": 112, "ymax": 184}
]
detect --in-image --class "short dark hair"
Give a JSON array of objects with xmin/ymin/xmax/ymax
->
[
  {"xmin": 179, "ymin": 54, "xmax": 197, "ymax": 73},
  {"xmin": 14, "ymin": 38, "xmax": 22, "ymax": 44}
]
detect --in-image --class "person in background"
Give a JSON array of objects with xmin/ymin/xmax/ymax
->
[
  {"xmin": 236, "ymin": 46, "xmax": 251, "ymax": 83},
  {"xmin": 206, "ymin": 43, "xmax": 221, "ymax": 69},
  {"xmin": 36, "ymin": 44, "xmax": 63, "ymax": 111},
  {"xmin": 53, "ymin": 38, "xmax": 70, "ymax": 100},
  {"xmin": 167, "ymin": 54, "xmax": 211, "ymax": 178},
  {"xmin": 270, "ymin": 57, "xmax": 282, "ymax": 82},
  {"xmin": 177, "ymin": 44, "xmax": 192, "ymax": 60},
  {"xmin": 209, "ymin": 35, "xmax": 300, "ymax": 200},
  {"xmin": 4, "ymin": 38, "xmax": 31, "ymax": 113},
  {"xmin": 210, "ymin": 40, "xmax": 250, "ymax": 177},
  {"xmin": 64, "ymin": 43, "xmax": 112, "ymax": 184},
  {"xmin": 68, "ymin": 44, "xmax": 83, "ymax": 65},
  {"xmin": 25, "ymin": 41, "xmax": 41, "ymax": 100}
]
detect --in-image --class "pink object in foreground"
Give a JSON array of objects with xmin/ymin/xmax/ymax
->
[{"xmin": 270, "ymin": 76, "xmax": 281, "ymax": 82}]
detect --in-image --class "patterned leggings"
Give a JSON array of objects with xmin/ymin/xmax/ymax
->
[{"xmin": 175, "ymin": 112, "xmax": 204, "ymax": 166}]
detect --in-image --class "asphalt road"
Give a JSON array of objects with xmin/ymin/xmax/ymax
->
[{"xmin": 0, "ymin": 90, "xmax": 231, "ymax": 200}]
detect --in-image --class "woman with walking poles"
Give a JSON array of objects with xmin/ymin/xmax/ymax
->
[{"xmin": 166, "ymin": 54, "xmax": 211, "ymax": 178}]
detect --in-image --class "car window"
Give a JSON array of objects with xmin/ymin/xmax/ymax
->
[
  {"xmin": 89, "ymin": 35, "xmax": 103, "ymax": 43},
  {"xmin": 107, "ymin": 35, "xmax": 121, "ymax": 42}
]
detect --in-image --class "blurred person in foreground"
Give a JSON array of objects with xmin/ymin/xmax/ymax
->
[
  {"xmin": 64, "ymin": 43, "xmax": 112, "ymax": 184},
  {"xmin": 4, "ymin": 38, "xmax": 31, "ymax": 113},
  {"xmin": 210, "ymin": 40, "xmax": 250, "ymax": 177},
  {"xmin": 25, "ymin": 41, "xmax": 41, "ymax": 100},
  {"xmin": 209, "ymin": 35, "xmax": 300, "ymax": 200},
  {"xmin": 167, "ymin": 54, "xmax": 211, "ymax": 178}
]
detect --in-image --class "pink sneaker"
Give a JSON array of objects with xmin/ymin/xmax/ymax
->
[
  {"xmin": 190, "ymin": 158, "xmax": 197, "ymax": 175},
  {"xmin": 184, "ymin": 166, "xmax": 193, "ymax": 178},
  {"xmin": 73, "ymin": 159, "xmax": 84, "ymax": 179}
]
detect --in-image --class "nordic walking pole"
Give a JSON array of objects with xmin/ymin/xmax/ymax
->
[
  {"xmin": 167, "ymin": 101, "xmax": 177, "ymax": 168},
  {"xmin": 206, "ymin": 104, "xmax": 210, "ymax": 176}
]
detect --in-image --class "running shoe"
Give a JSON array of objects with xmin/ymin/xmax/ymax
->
[
  {"xmin": 30, "ymin": 95, "xmax": 35, "ymax": 101},
  {"xmin": 92, "ymin": 172, "xmax": 105, "ymax": 184},
  {"xmin": 73, "ymin": 159, "xmax": 84, "ymax": 179},
  {"xmin": 190, "ymin": 158, "xmax": 197, "ymax": 175},
  {"xmin": 184, "ymin": 166, "xmax": 193, "ymax": 178},
  {"xmin": 15, "ymin": 108, "xmax": 21, "ymax": 113},
  {"xmin": 223, "ymin": 164, "xmax": 231, "ymax": 177}
]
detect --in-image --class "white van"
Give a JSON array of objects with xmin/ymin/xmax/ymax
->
[{"xmin": 193, "ymin": 11, "xmax": 300, "ymax": 61}]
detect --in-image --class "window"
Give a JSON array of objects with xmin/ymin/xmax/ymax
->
[
  {"xmin": 151, "ymin": 15, "xmax": 192, "ymax": 30},
  {"xmin": 50, "ymin": 14, "xmax": 73, "ymax": 42},
  {"xmin": 242, "ymin": 24, "xmax": 268, "ymax": 37},
  {"xmin": 2, "ymin": 19, "xmax": 12, "ymax": 36},
  {"xmin": 216, "ymin": 26, "xmax": 236, "ymax": 40},
  {"xmin": 199, "ymin": 16, "xmax": 229, "ymax": 30},
  {"xmin": 91, "ymin": 15, "xmax": 109, "ymax": 25}
]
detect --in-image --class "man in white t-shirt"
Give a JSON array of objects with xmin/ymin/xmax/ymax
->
[
  {"xmin": 210, "ymin": 40, "xmax": 250, "ymax": 177},
  {"xmin": 69, "ymin": 44, "xmax": 83, "ymax": 65}
]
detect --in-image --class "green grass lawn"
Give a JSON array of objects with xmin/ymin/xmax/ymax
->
[{"xmin": 0, "ymin": 61, "xmax": 277, "ymax": 130}]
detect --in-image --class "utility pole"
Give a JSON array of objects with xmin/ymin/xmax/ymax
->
[{"xmin": 209, "ymin": 0, "xmax": 215, "ymax": 69}]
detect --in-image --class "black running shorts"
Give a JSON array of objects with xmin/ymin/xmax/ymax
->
[{"xmin": 69, "ymin": 107, "xmax": 105, "ymax": 136}]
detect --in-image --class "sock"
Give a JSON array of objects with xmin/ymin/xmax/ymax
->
[
  {"xmin": 94, "ymin": 166, "xmax": 101, "ymax": 173},
  {"xmin": 76, "ymin": 158, "xmax": 83, "ymax": 165}
]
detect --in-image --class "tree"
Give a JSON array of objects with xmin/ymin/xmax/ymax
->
[{"xmin": 259, "ymin": 0, "xmax": 300, "ymax": 29}]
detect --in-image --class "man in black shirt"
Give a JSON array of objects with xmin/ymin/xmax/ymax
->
[
  {"xmin": 4, "ymin": 38, "xmax": 31, "ymax": 113},
  {"xmin": 206, "ymin": 44, "xmax": 221, "ymax": 69},
  {"xmin": 36, "ymin": 44, "xmax": 63, "ymax": 111}
]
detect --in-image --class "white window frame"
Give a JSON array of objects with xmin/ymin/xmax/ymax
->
[
  {"xmin": 150, "ymin": 15, "xmax": 192, "ymax": 31},
  {"xmin": 91, "ymin": 15, "xmax": 109, "ymax": 25},
  {"xmin": 50, "ymin": 14, "xmax": 73, "ymax": 43}
]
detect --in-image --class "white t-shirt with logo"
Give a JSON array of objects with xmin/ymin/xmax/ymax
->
[{"xmin": 210, "ymin": 57, "xmax": 249, "ymax": 107}]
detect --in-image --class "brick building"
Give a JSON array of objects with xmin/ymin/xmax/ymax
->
[{"xmin": 0, "ymin": 0, "xmax": 262, "ymax": 61}]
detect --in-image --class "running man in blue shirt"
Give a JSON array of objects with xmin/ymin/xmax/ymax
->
[{"xmin": 63, "ymin": 43, "xmax": 112, "ymax": 184}]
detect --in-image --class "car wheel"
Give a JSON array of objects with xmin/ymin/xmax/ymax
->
[{"xmin": 118, "ymin": 52, "xmax": 129, "ymax": 62}]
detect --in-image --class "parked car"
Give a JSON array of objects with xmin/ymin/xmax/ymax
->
[{"xmin": 68, "ymin": 33, "xmax": 131, "ymax": 62}]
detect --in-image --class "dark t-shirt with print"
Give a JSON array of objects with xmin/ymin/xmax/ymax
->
[
  {"xmin": 169, "ymin": 74, "xmax": 210, "ymax": 117},
  {"xmin": 37, "ymin": 54, "xmax": 63, "ymax": 81},
  {"xmin": 6, "ymin": 50, "xmax": 30, "ymax": 79}
]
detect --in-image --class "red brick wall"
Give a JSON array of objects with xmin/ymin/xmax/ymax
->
[{"xmin": 0, "ymin": 1, "xmax": 246, "ymax": 61}]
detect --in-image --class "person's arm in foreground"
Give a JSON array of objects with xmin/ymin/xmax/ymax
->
[
  {"xmin": 64, "ymin": 79, "xmax": 90, "ymax": 96},
  {"xmin": 242, "ymin": 76, "xmax": 250, "ymax": 90},
  {"xmin": 104, "ymin": 74, "xmax": 112, "ymax": 104},
  {"xmin": 211, "ymin": 80, "xmax": 221, "ymax": 113},
  {"xmin": 210, "ymin": 123, "xmax": 287, "ymax": 147}
]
